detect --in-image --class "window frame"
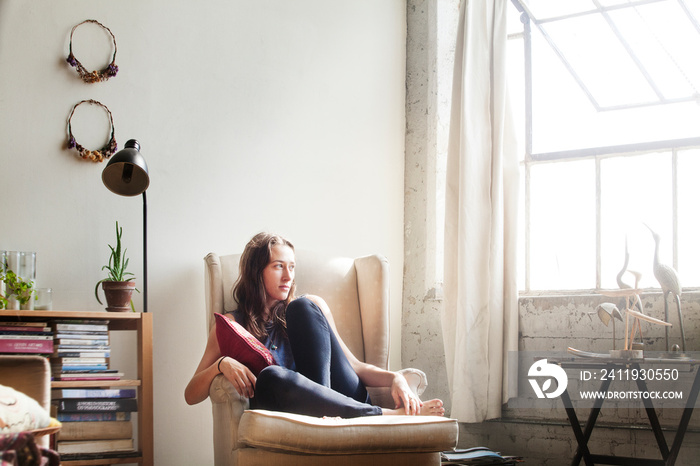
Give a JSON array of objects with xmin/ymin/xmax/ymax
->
[{"xmin": 510, "ymin": 0, "xmax": 700, "ymax": 294}]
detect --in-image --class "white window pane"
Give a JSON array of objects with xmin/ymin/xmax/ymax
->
[
  {"xmin": 677, "ymin": 150, "xmax": 700, "ymax": 286},
  {"xmin": 518, "ymin": 165, "xmax": 526, "ymax": 290},
  {"xmin": 530, "ymin": 24, "xmax": 597, "ymax": 153},
  {"xmin": 543, "ymin": 15, "xmax": 657, "ymax": 108},
  {"xmin": 600, "ymin": 153, "xmax": 672, "ymax": 289},
  {"xmin": 523, "ymin": 0, "xmax": 595, "ymax": 19},
  {"xmin": 530, "ymin": 160, "xmax": 595, "ymax": 290},
  {"xmin": 507, "ymin": 38, "xmax": 526, "ymax": 163},
  {"xmin": 609, "ymin": 4, "xmax": 700, "ymax": 100},
  {"xmin": 528, "ymin": 1, "xmax": 700, "ymax": 154},
  {"xmin": 507, "ymin": 1, "xmax": 524, "ymax": 36},
  {"xmin": 686, "ymin": 0, "xmax": 700, "ymax": 25}
]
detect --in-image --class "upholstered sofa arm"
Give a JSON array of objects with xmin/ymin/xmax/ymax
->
[
  {"xmin": 209, "ymin": 374, "xmax": 249, "ymax": 465},
  {"xmin": 210, "ymin": 374, "xmax": 249, "ymax": 406}
]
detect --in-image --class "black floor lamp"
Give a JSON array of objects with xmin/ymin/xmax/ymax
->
[{"xmin": 101, "ymin": 139, "xmax": 150, "ymax": 313}]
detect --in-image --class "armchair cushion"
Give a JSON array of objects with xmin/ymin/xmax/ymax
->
[
  {"xmin": 215, "ymin": 313, "xmax": 275, "ymax": 376},
  {"xmin": 238, "ymin": 409, "xmax": 457, "ymax": 455}
]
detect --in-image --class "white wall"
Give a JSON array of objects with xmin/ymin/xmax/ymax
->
[{"xmin": 0, "ymin": 1, "xmax": 407, "ymax": 463}]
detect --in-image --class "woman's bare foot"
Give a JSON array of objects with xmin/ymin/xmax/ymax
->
[{"xmin": 382, "ymin": 398, "xmax": 445, "ymax": 416}]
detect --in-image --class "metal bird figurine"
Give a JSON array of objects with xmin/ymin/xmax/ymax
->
[{"xmin": 645, "ymin": 224, "xmax": 685, "ymax": 352}]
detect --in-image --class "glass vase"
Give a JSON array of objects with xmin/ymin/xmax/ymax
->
[
  {"xmin": 5, "ymin": 251, "xmax": 20, "ymax": 310},
  {"xmin": 19, "ymin": 251, "xmax": 36, "ymax": 282},
  {"xmin": 19, "ymin": 252, "xmax": 36, "ymax": 310}
]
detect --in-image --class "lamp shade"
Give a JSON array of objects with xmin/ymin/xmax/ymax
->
[{"xmin": 102, "ymin": 139, "xmax": 150, "ymax": 196}]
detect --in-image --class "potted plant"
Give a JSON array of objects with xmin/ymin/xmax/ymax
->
[
  {"xmin": 2, "ymin": 270, "xmax": 36, "ymax": 310},
  {"xmin": 95, "ymin": 221, "xmax": 137, "ymax": 312}
]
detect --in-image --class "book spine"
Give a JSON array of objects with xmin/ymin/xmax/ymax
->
[
  {"xmin": 54, "ymin": 357, "xmax": 107, "ymax": 363},
  {"xmin": 0, "ymin": 334, "xmax": 53, "ymax": 340},
  {"xmin": 56, "ymin": 345, "xmax": 110, "ymax": 350},
  {"xmin": 0, "ymin": 321, "xmax": 48, "ymax": 327},
  {"xmin": 54, "ymin": 323, "xmax": 109, "ymax": 332},
  {"xmin": 56, "ymin": 412, "xmax": 131, "ymax": 422},
  {"xmin": 57, "ymin": 398, "xmax": 138, "ymax": 413},
  {"xmin": 0, "ymin": 339, "xmax": 53, "ymax": 353},
  {"xmin": 54, "ymin": 351, "xmax": 111, "ymax": 358},
  {"xmin": 56, "ymin": 438, "xmax": 133, "ymax": 454},
  {"xmin": 56, "ymin": 339, "xmax": 111, "ymax": 345},
  {"xmin": 56, "ymin": 420, "xmax": 133, "ymax": 441},
  {"xmin": 55, "ymin": 334, "xmax": 109, "ymax": 340},
  {"xmin": 54, "ymin": 364, "xmax": 109, "ymax": 371},
  {"xmin": 0, "ymin": 326, "xmax": 51, "ymax": 332},
  {"xmin": 52, "ymin": 388, "xmax": 136, "ymax": 399},
  {"xmin": 56, "ymin": 376, "xmax": 122, "ymax": 381}
]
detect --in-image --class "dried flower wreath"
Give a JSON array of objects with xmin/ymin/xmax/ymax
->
[
  {"xmin": 66, "ymin": 19, "xmax": 119, "ymax": 83},
  {"xmin": 67, "ymin": 99, "xmax": 118, "ymax": 163}
]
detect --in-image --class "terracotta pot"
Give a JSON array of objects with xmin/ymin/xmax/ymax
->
[{"xmin": 101, "ymin": 281, "xmax": 136, "ymax": 312}]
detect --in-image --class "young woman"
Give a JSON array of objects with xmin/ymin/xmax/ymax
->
[{"xmin": 185, "ymin": 232, "xmax": 444, "ymax": 418}]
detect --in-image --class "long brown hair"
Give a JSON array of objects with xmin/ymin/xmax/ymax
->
[{"xmin": 233, "ymin": 232, "xmax": 296, "ymax": 338}]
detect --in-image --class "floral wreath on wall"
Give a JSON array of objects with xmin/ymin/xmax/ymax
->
[
  {"xmin": 67, "ymin": 99, "xmax": 118, "ymax": 163},
  {"xmin": 66, "ymin": 19, "xmax": 119, "ymax": 84}
]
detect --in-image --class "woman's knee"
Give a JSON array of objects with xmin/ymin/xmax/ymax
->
[
  {"xmin": 255, "ymin": 366, "xmax": 290, "ymax": 403},
  {"xmin": 286, "ymin": 297, "xmax": 324, "ymax": 325},
  {"xmin": 258, "ymin": 365, "xmax": 289, "ymax": 385}
]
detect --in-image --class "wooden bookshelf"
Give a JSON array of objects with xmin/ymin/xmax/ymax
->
[{"xmin": 0, "ymin": 310, "xmax": 153, "ymax": 466}]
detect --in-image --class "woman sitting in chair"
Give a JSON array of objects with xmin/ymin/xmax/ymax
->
[{"xmin": 185, "ymin": 232, "xmax": 444, "ymax": 418}]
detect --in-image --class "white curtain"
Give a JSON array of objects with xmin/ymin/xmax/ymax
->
[{"xmin": 442, "ymin": 0, "xmax": 519, "ymax": 423}]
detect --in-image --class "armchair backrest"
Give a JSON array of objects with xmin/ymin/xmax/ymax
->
[{"xmin": 204, "ymin": 251, "xmax": 390, "ymax": 369}]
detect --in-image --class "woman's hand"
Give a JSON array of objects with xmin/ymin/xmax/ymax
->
[
  {"xmin": 219, "ymin": 356, "xmax": 257, "ymax": 399},
  {"xmin": 390, "ymin": 372, "xmax": 423, "ymax": 415}
]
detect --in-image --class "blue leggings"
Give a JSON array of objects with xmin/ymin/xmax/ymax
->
[{"xmin": 250, "ymin": 297, "xmax": 382, "ymax": 417}]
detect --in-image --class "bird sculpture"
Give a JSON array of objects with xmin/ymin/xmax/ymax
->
[
  {"xmin": 616, "ymin": 237, "xmax": 634, "ymax": 289},
  {"xmin": 616, "ymin": 237, "xmax": 643, "ymax": 312},
  {"xmin": 645, "ymin": 224, "xmax": 685, "ymax": 352},
  {"xmin": 616, "ymin": 238, "xmax": 643, "ymax": 289},
  {"xmin": 596, "ymin": 303, "xmax": 623, "ymax": 350}
]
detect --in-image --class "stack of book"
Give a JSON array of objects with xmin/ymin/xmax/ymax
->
[
  {"xmin": 51, "ymin": 320, "xmax": 122, "ymax": 381},
  {"xmin": 52, "ymin": 388, "xmax": 136, "ymax": 455},
  {"xmin": 0, "ymin": 321, "xmax": 54, "ymax": 355}
]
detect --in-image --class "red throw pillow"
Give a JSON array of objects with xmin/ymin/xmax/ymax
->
[{"xmin": 214, "ymin": 313, "xmax": 276, "ymax": 376}]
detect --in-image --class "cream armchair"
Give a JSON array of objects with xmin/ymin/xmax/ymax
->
[{"xmin": 204, "ymin": 251, "xmax": 457, "ymax": 466}]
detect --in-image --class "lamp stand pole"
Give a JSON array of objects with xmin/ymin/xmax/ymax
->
[{"xmin": 142, "ymin": 191, "xmax": 148, "ymax": 313}]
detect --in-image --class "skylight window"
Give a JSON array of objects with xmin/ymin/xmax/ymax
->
[{"xmin": 512, "ymin": 0, "xmax": 700, "ymax": 155}]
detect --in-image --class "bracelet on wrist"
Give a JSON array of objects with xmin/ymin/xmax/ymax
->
[{"xmin": 217, "ymin": 356, "xmax": 227, "ymax": 374}]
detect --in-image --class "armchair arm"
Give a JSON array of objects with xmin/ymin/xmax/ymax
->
[
  {"xmin": 399, "ymin": 368, "xmax": 428, "ymax": 396},
  {"xmin": 366, "ymin": 368, "xmax": 428, "ymax": 408},
  {"xmin": 209, "ymin": 374, "xmax": 249, "ymax": 465}
]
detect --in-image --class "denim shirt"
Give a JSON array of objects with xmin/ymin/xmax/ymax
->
[{"xmin": 229, "ymin": 310, "xmax": 296, "ymax": 371}]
